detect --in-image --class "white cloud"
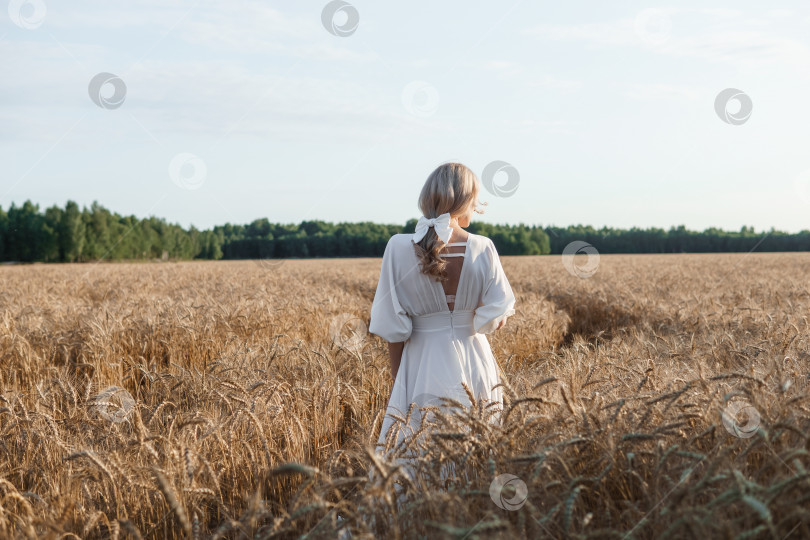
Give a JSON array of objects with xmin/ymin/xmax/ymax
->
[
  {"xmin": 465, "ymin": 60, "xmax": 581, "ymax": 91},
  {"xmin": 524, "ymin": 8, "xmax": 810, "ymax": 70},
  {"xmin": 0, "ymin": 1, "xmax": 397, "ymax": 145},
  {"xmin": 515, "ymin": 118, "xmax": 577, "ymax": 135},
  {"xmin": 0, "ymin": 40, "xmax": 439, "ymax": 146},
  {"xmin": 480, "ymin": 60, "xmax": 520, "ymax": 71},
  {"xmin": 695, "ymin": 8, "xmax": 744, "ymax": 20},
  {"xmin": 622, "ymin": 83, "xmax": 704, "ymax": 102},
  {"xmin": 525, "ymin": 19, "xmax": 637, "ymax": 46},
  {"xmin": 659, "ymin": 30, "xmax": 810, "ymax": 68},
  {"xmin": 526, "ymin": 75, "xmax": 582, "ymax": 91},
  {"xmin": 45, "ymin": 1, "xmax": 376, "ymax": 63}
]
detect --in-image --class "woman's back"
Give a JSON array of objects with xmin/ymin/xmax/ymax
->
[
  {"xmin": 369, "ymin": 230, "xmax": 516, "ymax": 450},
  {"xmin": 369, "ymin": 232, "xmax": 515, "ymax": 337}
]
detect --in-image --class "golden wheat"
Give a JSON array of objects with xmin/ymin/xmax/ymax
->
[{"xmin": 0, "ymin": 253, "xmax": 808, "ymax": 538}]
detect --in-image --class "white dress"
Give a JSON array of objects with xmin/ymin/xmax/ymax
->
[{"xmin": 368, "ymin": 232, "xmax": 516, "ymax": 450}]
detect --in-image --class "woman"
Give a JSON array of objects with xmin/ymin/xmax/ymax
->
[{"xmin": 368, "ymin": 162, "xmax": 516, "ymax": 452}]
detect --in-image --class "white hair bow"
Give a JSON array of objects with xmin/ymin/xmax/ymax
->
[{"xmin": 413, "ymin": 212, "xmax": 453, "ymax": 244}]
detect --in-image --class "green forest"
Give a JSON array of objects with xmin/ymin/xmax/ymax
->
[{"xmin": 1, "ymin": 200, "xmax": 808, "ymax": 263}]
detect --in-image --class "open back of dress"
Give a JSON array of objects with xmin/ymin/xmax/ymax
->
[{"xmin": 437, "ymin": 241, "xmax": 467, "ymax": 311}]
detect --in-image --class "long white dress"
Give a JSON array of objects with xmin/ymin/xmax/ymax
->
[{"xmin": 368, "ymin": 232, "xmax": 516, "ymax": 451}]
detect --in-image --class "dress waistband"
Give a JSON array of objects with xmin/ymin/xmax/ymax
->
[{"xmin": 411, "ymin": 309, "xmax": 475, "ymax": 334}]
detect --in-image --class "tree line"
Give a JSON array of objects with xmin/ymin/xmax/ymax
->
[{"xmin": 0, "ymin": 200, "xmax": 807, "ymax": 263}]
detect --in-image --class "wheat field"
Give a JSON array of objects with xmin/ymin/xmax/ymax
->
[{"xmin": 1, "ymin": 253, "xmax": 809, "ymax": 539}]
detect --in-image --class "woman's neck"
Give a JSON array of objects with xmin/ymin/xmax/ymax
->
[{"xmin": 449, "ymin": 225, "xmax": 469, "ymax": 243}]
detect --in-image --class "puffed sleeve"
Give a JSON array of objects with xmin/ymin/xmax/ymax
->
[
  {"xmin": 474, "ymin": 239, "xmax": 516, "ymax": 334},
  {"xmin": 368, "ymin": 236, "xmax": 413, "ymax": 342}
]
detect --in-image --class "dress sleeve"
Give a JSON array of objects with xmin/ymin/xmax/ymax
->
[
  {"xmin": 474, "ymin": 239, "xmax": 516, "ymax": 334},
  {"xmin": 368, "ymin": 236, "xmax": 413, "ymax": 343}
]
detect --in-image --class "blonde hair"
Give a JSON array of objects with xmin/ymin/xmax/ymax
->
[{"xmin": 414, "ymin": 162, "xmax": 486, "ymax": 282}]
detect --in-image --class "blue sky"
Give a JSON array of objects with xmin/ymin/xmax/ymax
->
[{"xmin": 2, "ymin": 0, "xmax": 810, "ymax": 232}]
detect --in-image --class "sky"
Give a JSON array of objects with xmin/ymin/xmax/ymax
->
[{"xmin": 2, "ymin": 0, "xmax": 810, "ymax": 233}]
